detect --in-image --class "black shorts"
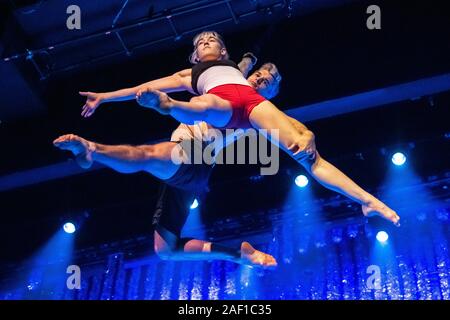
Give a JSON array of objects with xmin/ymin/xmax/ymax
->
[
  {"xmin": 152, "ymin": 183, "xmax": 196, "ymax": 238},
  {"xmin": 152, "ymin": 139, "xmax": 214, "ymax": 238},
  {"xmin": 162, "ymin": 139, "xmax": 214, "ymax": 192}
]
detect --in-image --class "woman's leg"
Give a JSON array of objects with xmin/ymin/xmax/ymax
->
[
  {"xmin": 300, "ymin": 152, "xmax": 400, "ymax": 225},
  {"xmin": 136, "ymin": 89, "xmax": 233, "ymax": 127},
  {"xmin": 53, "ymin": 134, "xmax": 180, "ymax": 180},
  {"xmin": 249, "ymin": 102, "xmax": 400, "ymax": 225},
  {"xmin": 249, "ymin": 101, "xmax": 318, "ymax": 162}
]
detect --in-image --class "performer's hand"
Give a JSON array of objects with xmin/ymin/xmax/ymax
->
[
  {"xmin": 289, "ymin": 131, "xmax": 317, "ymax": 162},
  {"xmin": 242, "ymin": 52, "xmax": 258, "ymax": 66},
  {"xmin": 303, "ymin": 130, "xmax": 317, "ymax": 158},
  {"xmin": 135, "ymin": 86, "xmax": 155, "ymax": 102},
  {"xmin": 136, "ymin": 87, "xmax": 172, "ymax": 115},
  {"xmin": 80, "ymin": 91, "xmax": 104, "ymax": 118},
  {"xmin": 135, "ymin": 87, "xmax": 145, "ymax": 100}
]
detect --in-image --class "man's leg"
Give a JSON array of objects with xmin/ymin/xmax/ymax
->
[
  {"xmin": 53, "ymin": 134, "xmax": 180, "ymax": 180},
  {"xmin": 154, "ymin": 183, "xmax": 277, "ymax": 267},
  {"xmin": 154, "ymin": 229, "xmax": 277, "ymax": 267}
]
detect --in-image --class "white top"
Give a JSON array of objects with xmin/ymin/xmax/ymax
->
[
  {"xmin": 170, "ymin": 121, "xmax": 216, "ymax": 143},
  {"xmin": 196, "ymin": 65, "xmax": 251, "ymax": 94}
]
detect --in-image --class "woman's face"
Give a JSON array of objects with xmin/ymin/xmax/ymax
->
[{"xmin": 195, "ymin": 36, "xmax": 226, "ymax": 62}]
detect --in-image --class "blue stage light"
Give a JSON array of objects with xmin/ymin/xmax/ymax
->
[
  {"xmin": 376, "ymin": 231, "xmax": 389, "ymax": 243},
  {"xmin": 391, "ymin": 152, "xmax": 406, "ymax": 166},
  {"xmin": 190, "ymin": 198, "xmax": 199, "ymax": 210},
  {"xmin": 63, "ymin": 222, "xmax": 76, "ymax": 234},
  {"xmin": 295, "ymin": 175, "xmax": 309, "ymax": 187}
]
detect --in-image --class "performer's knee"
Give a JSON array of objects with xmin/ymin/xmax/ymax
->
[
  {"xmin": 176, "ymin": 237, "xmax": 195, "ymax": 252},
  {"xmin": 153, "ymin": 230, "xmax": 176, "ymax": 260},
  {"xmin": 153, "ymin": 234, "xmax": 196, "ymax": 259}
]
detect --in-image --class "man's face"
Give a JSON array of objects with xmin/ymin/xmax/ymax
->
[
  {"xmin": 247, "ymin": 69, "xmax": 275, "ymax": 97},
  {"xmin": 195, "ymin": 36, "xmax": 225, "ymax": 62}
]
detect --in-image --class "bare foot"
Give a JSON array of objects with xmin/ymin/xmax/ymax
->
[
  {"xmin": 239, "ymin": 241, "xmax": 277, "ymax": 269},
  {"xmin": 53, "ymin": 134, "xmax": 95, "ymax": 169},
  {"xmin": 136, "ymin": 89, "xmax": 172, "ymax": 115},
  {"xmin": 362, "ymin": 198, "xmax": 400, "ymax": 227}
]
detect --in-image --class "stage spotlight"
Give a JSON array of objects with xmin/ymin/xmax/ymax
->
[
  {"xmin": 391, "ymin": 152, "xmax": 406, "ymax": 166},
  {"xmin": 63, "ymin": 222, "xmax": 76, "ymax": 234},
  {"xmin": 376, "ymin": 231, "xmax": 389, "ymax": 243},
  {"xmin": 295, "ymin": 175, "xmax": 309, "ymax": 188},
  {"xmin": 190, "ymin": 198, "xmax": 199, "ymax": 210}
]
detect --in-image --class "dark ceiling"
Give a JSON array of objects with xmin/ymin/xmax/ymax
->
[{"xmin": 1, "ymin": 0, "xmax": 358, "ymax": 120}]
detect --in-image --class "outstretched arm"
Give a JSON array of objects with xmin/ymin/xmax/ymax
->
[{"xmin": 80, "ymin": 68, "xmax": 193, "ymax": 117}]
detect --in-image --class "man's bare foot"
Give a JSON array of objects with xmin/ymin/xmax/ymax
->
[
  {"xmin": 136, "ymin": 89, "xmax": 172, "ymax": 115},
  {"xmin": 239, "ymin": 241, "xmax": 277, "ymax": 269},
  {"xmin": 362, "ymin": 198, "xmax": 400, "ymax": 227},
  {"xmin": 53, "ymin": 134, "xmax": 95, "ymax": 169}
]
